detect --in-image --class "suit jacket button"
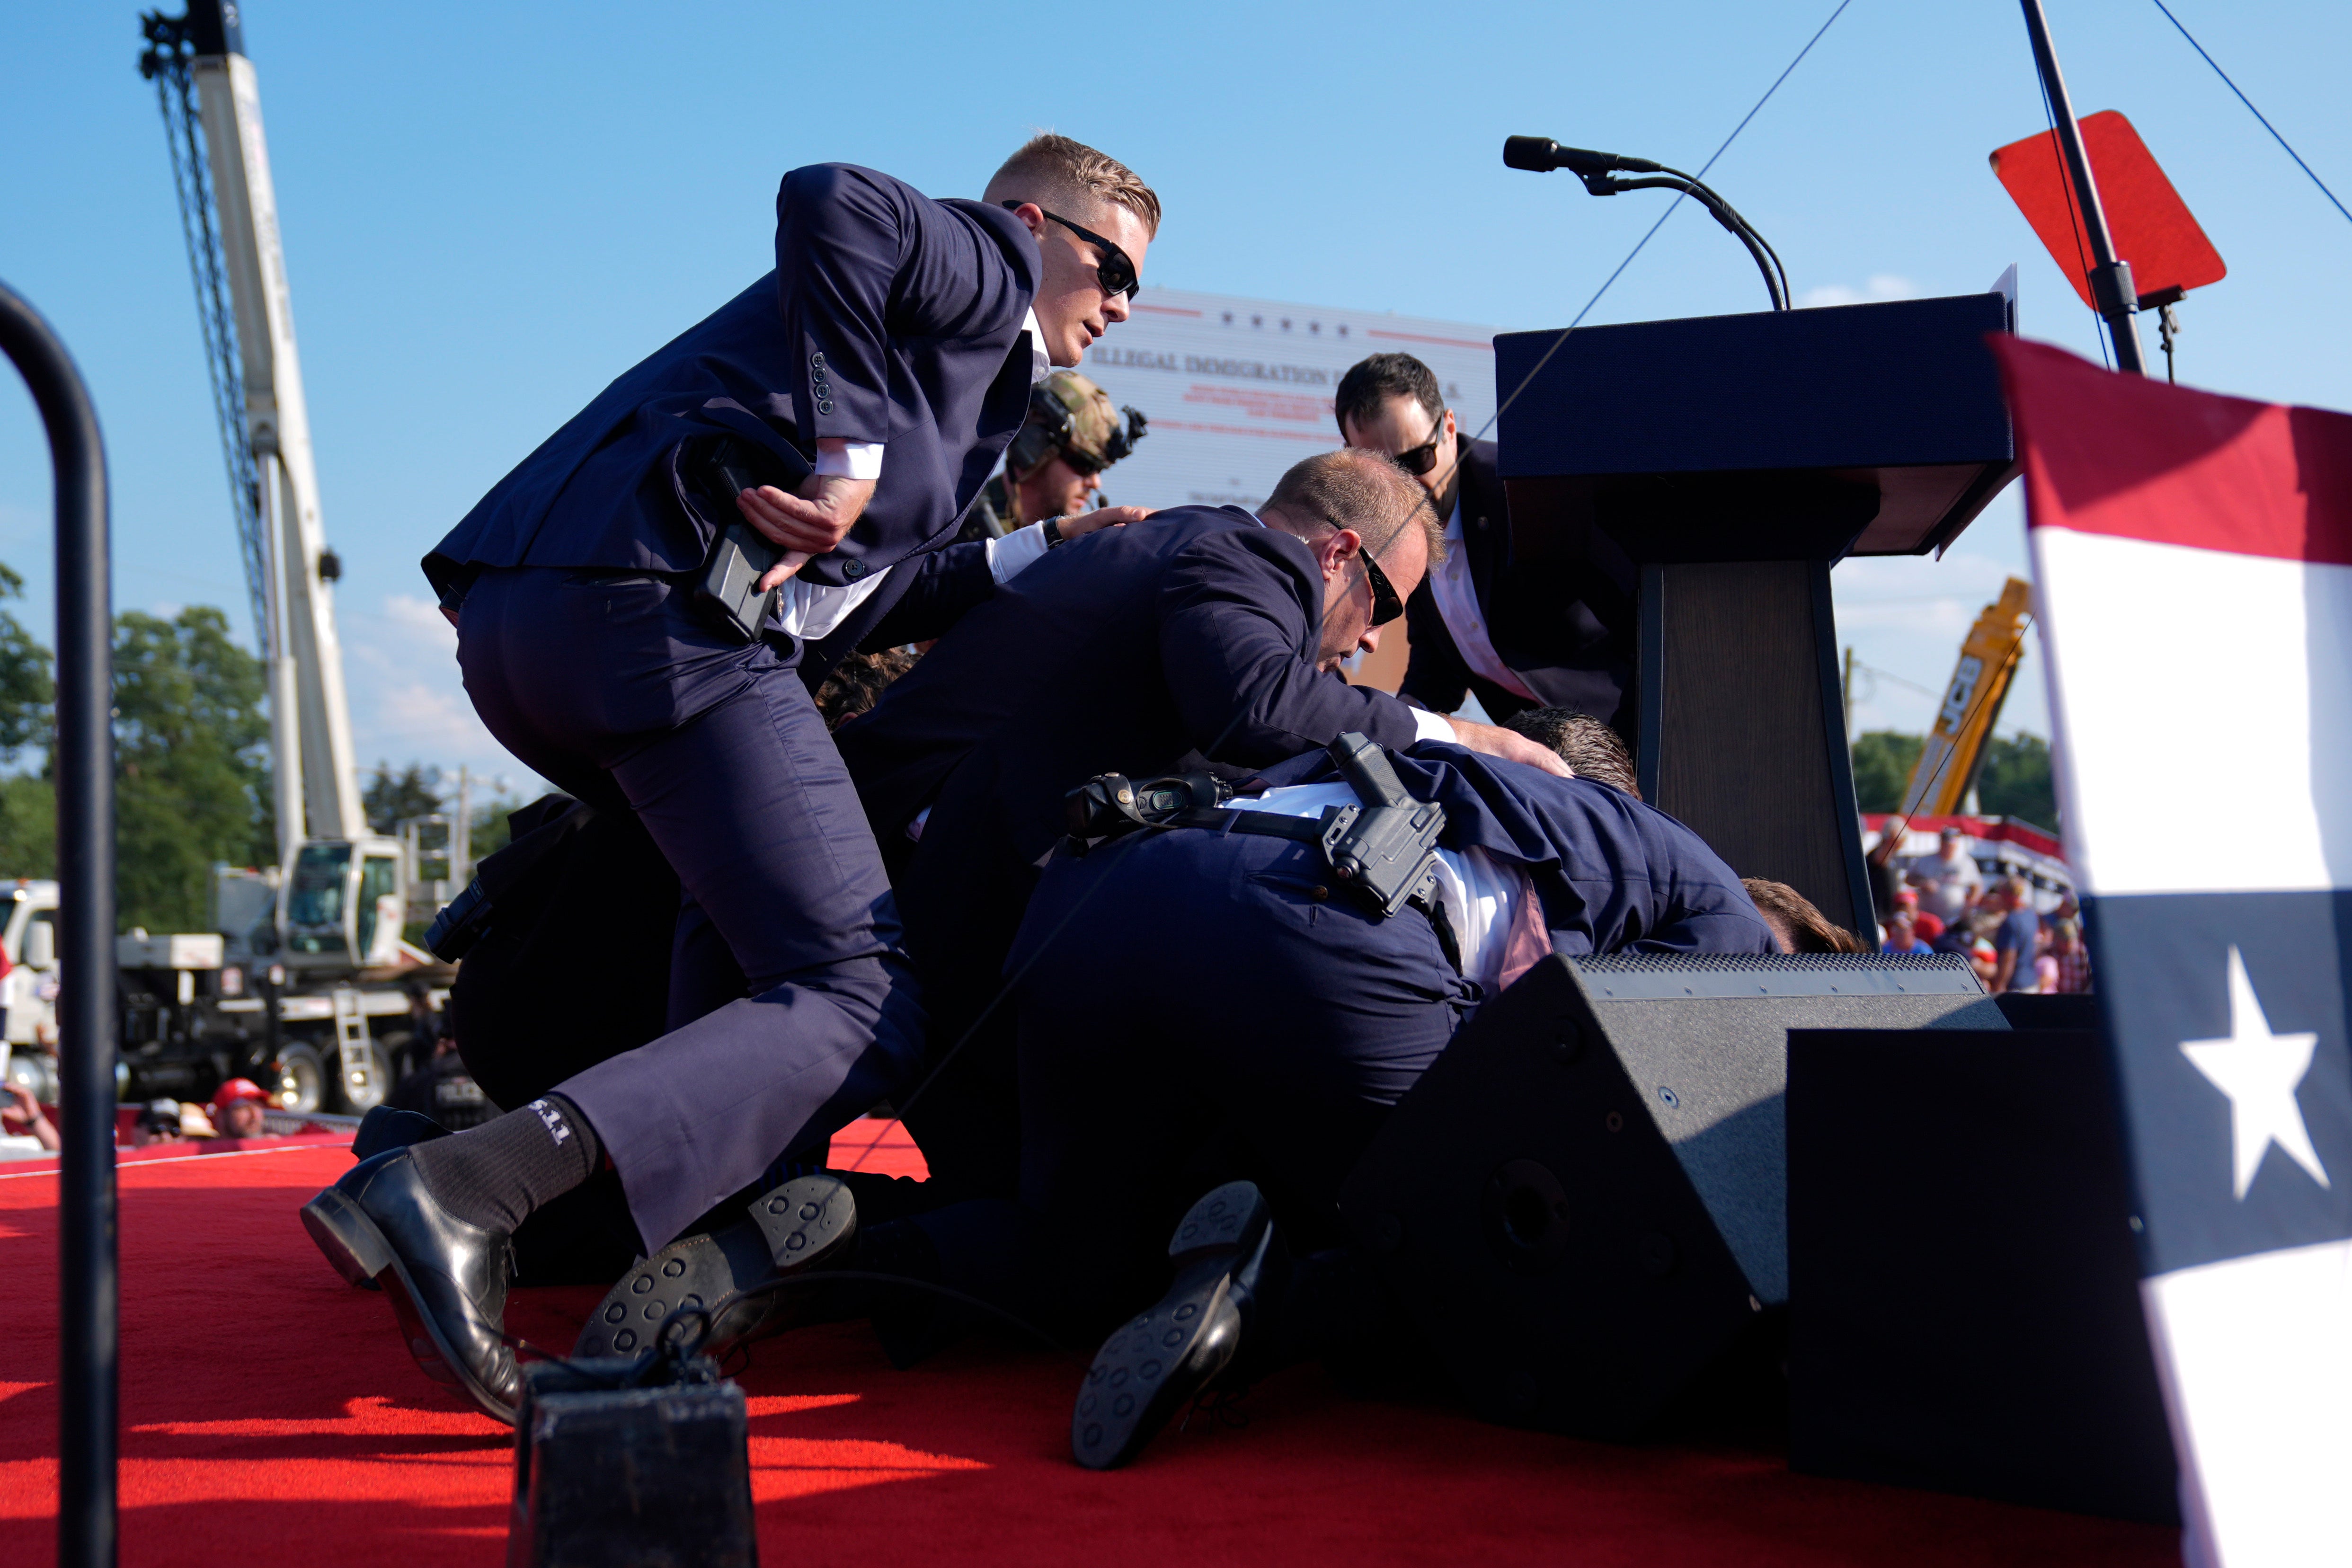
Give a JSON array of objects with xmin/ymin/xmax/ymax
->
[
  {"xmin": 1476, "ymin": 516, "xmax": 1488, "ymax": 530},
  {"xmin": 843, "ymin": 558, "xmax": 867, "ymax": 579},
  {"xmin": 811, "ymin": 351, "xmax": 827, "ymax": 368},
  {"xmin": 817, "ymin": 399, "xmax": 834, "ymax": 415}
]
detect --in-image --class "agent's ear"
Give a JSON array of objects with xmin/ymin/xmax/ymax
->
[
  {"xmin": 1320, "ymin": 526, "xmax": 1364, "ymax": 572},
  {"xmin": 1004, "ymin": 200, "xmax": 1048, "ymax": 239}
]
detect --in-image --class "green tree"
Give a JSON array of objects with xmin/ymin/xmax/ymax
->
[
  {"xmin": 468, "ymin": 797, "xmax": 524, "ymax": 864},
  {"xmin": 1976, "ymin": 733, "xmax": 2059, "ymax": 831},
  {"xmin": 113, "ymin": 606, "xmax": 274, "ymax": 932},
  {"xmin": 0, "ymin": 774, "xmax": 55, "ymax": 878},
  {"xmin": 1848, "ymin": 730, "xmax": 1925, "ymax": 814},
  {"xmin": 0, "ymin": 563, "xmax": 54, "ymax": 753},
  {"xmin": 365, "ymin": 761, "xmax": 445, "ymax": 834}
]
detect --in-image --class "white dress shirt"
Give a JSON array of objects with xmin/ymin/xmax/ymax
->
[
  {"xmin": 1428, "ymin": 498, "xmax": 1538, "ymax": 704},
  {"xmin": 776, "ymin": 309, "xmax": 1055, "ymax": 641}
]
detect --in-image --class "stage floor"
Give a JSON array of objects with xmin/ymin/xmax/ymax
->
[{"xmin": 1, "ymin": 1127, "xmax": 2176, "ymax": 1567}]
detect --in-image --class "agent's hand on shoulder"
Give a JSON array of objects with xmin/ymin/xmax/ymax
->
[
  {"xmin": 1056, "ymin": 504, "xmax": 1154, "ymax": 540},
  {"xmin": 1444, "ymin": 717, "xmax": 1574, "ymax": 779}
]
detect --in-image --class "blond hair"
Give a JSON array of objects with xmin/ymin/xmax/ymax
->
[{"xmin": 984, "ymin": 134, "xmax": 1162, "ymax": 237}]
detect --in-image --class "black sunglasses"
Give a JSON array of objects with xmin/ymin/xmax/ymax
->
[
  {"xmin": 1326, "ymin": 517, "xmax": 1406, "ymax": 626},
  {"xmin": 1003, "ymin": 203, "xmax": 1142, "ymax": 299},
  {"xmin": 1391, "ymin": 410, "xmax": 1451, "ymax": 477}
]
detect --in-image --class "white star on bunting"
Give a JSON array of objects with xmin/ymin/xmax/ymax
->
[{"xmin": 2180, "ymin": 947, "xmax": 2332, "ymax": 1200}]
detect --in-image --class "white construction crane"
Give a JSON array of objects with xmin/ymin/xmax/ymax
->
[
  {"xmin": 142, "ymin": 0, "xmax": 364, "ymax": 854},
  {"xmin": 140, "ymin": 0, "xmax": 434, "ymax": 1008}
]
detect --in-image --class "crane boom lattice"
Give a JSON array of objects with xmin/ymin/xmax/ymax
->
[{"xmin": 139, "ymin": 9, "xmax": 270, "ymax": 648}]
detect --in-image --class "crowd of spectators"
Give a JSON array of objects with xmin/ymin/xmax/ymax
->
[{"xmin": 1871, "ymin": 824, "xmax": 2091, "ymax": 994}]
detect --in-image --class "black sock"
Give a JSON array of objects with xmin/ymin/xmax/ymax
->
[{"xmin": 406, "ymin": 1094, "xmax": 602, "ymax": 1235}]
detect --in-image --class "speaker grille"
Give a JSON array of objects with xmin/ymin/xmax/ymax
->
[{"xmin": 1570, "ymin": 952, "xmax": 1980, "ymax": 1000}]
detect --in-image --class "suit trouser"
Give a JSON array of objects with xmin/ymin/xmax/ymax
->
[
  {"xmin": 457, "ymin": 567, "xmax": 927, "ymax": 1250},
  {"xmin": 911, "ymin": 824, "xmax": 1475, "ymax": 1337},
  {"xmin": 886, "ymin": 760, "xmax": 1039, "ymax": 1203}
]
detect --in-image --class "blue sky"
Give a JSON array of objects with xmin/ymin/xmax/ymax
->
[{"xmin": 4, "ymin": 0, "xmax": 2348, "ymax": 797}]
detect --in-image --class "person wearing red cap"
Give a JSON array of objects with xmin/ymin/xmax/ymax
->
[{"xmin": 211, "ymin": 1079, "xmax": 273, "ymax": 1141}]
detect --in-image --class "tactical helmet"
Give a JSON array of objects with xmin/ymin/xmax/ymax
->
[{"xmin": 1006, "ymin": 370, "xmax": 1147, "ymax": 479}]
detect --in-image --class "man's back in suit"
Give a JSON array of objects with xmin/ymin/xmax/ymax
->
[
  {"xmin": 836, "ymin": 505, "xmax": 1424, "ymax": 864},
  {"xmin": 837, "ymin": 453, "xmax": 1464, "ymax": 1198},
  {"xmin": 426, "ymin": 163, "xmax": 1041, "ymax": 597}
]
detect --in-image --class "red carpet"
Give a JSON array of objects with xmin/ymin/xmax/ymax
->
[{"xmin": 0, "ymin": 1128, "xmax": 2177, "ymax": 1567}]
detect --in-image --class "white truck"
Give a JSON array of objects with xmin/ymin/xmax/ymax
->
[{"xmin": 1, "ymin": 872, "xmax": 451, "ymax": 1116}]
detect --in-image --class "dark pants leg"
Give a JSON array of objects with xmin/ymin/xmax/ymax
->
[
  {"xmin": 458, "ymin": 567, "xmax": 927, "ymax": 1249},
  {"xmin": 888, "ymin": 770, "xmax": 1038, "ymax": 1202},
  {"xmin": 914, "ymin": 826, "xmax": 1474, "ymax": 1337}
]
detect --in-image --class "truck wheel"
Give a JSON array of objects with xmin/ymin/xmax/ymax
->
[
  {"xmin": 277, "ymin": 1044, "xmax": 327, "ymax": 1115},
  {"xmin": 334, "ymin": 1038, "xmax": 393, "ymax": 1114}
]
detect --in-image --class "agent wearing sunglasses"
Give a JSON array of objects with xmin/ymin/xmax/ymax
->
[
  {"xmin": 1336, "ymin": 353, "xmax": 1633, "ymax": 737},
  {"xmin": 350, "ymin": 136, "xmax": 1162, "ymax": 1425}
]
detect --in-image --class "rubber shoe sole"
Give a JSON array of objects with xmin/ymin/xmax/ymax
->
[
  {"xmin": 573, "ymin": 1174, "xmax": 856, "ymax": 1363},
  {"xmin": 1072, "ymin": 1180, "xmax": 1269, "ymax": 1471},
  {"xmin": 300, "ymin": 1183, "xmax": 518, "ymax": 1426}
]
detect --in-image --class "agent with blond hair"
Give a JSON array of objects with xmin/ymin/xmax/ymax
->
[{"xmin": 307, "ymin": 135, "xmax": 1163, "ymax": 1426}]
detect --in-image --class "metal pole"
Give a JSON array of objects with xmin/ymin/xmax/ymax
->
[
  {"xmin": 2018, "ymin": 0, "xmax": 2149, "ymax": 375},
  {"xmin": 0, "ymin": 282, "xmax": 118, "ymax": 1566}
]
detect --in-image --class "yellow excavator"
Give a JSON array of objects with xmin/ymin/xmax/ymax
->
[{"xmin": 1899, "ymin": 576, "xmax": 2035, "ymax": 819}]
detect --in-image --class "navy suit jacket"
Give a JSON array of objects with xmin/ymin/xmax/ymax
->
[
  {"xmin": 1399, "ymin": 438, "xmax": 1635, "ymax": 728},
  {"xmin": 834, "ymin": 506, "xmax": 1427, "ymax": 868},
  {"xmin": 1254, "ymin": 743, "xmax": 1776, "ymax": 957},
  {"xmin": 426, "ymin": 164, "xmax": 1039, "ymax": 600}
]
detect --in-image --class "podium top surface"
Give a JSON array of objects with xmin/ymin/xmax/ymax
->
[{"xmin": 1495, "ymin": 293, "xmax": 2016, "ymax": 556}]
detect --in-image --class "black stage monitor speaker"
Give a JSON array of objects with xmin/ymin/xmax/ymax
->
[
  {"xmin": 1338, "ymin": 951, "xmax": 2003, "ymax": 1439},
  {"xmin": 1787, "ymin": 1025, "xmax": 2178, "ymax": 1524}
]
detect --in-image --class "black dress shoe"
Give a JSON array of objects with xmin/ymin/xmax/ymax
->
[
  {"xmin": 300, "ymin": 1149, "xmax": 520, "ymax": 1424},
  {"xmin": 1072, "ymin": 1180, "xmax": 1288, "ymax": 1471},
  {"xmin": 573, "ymin": 1174, "xmax": 856, "ymax": 1363},
  {"xmin": 351, "ymin": 1105, "xmax": 451, "ymax": 1162}
]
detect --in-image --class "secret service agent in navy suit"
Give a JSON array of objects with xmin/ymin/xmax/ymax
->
[
  {"xmin": 300, "ymin": 137, "xmax": 1162, "ymax": 1426},
  {"xmin": 1336, "ymin": 353, "xmax": 1635, "ymax": 731},
  {"xmin": 578, "ymin": 733, "xmax": 1772, "ymax": 1456},
  {"xmin": 831, "ymin": 448, "xmax": 1570, "ymax": 1204},
  {"xmin": 981, "ymin": 735, "xmax": 1775, "ymax": 1466}
]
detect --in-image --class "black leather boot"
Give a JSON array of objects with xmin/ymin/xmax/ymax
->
[
  {"xmin": 1071, "ymin": 1180, "xmax": 1290, "ymax": 1470},
  {"xmin": 572, "ymin": 1174, "xmax": 857, "ymax": 1363},
  {"xmin": 300, "ymin": 1149, "xmax": 521, "ymax": 1424}
]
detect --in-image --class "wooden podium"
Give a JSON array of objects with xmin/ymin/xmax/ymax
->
[{"xmin": 1495, "ymin": 292, "xmax": 2018, "ymax": 934}]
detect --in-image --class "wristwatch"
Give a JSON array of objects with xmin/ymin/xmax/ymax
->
[{"xmin": 1041, "ymin": 515, "xmax": 1068, "ymax": 548}]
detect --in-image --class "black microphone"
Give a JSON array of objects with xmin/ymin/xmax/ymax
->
[{"xmin": 1502, "ymin": 136, "xmax": 1662, "ymax": 177}]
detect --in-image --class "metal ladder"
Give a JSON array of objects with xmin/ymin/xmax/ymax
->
[{"xmin": 331, "ymin": 986, "xmax": 380, "ymax": 1105}]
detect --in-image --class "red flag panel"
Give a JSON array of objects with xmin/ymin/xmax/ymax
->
[{"xmin": 1988, "ymin": 336, "xmax": 2352, "ymax": 567}]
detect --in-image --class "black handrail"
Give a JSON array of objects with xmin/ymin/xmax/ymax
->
[{"xmin": 0, "ymin": 280, "xmax": 118, "ymax": 1568}]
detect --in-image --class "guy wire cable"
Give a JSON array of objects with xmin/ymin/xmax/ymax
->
[
  {"xmin": 2029, "ymin": 46, "xmax": 2113, "ymax": 371},
  {"xmin": 1459, "ymin": 0, "xmax": 1857, "ymax": 478},
  {"xmin": 2148, "ymin": 0, "xmax": 2352, "ymax": 231},
  {"xmin": 843, "ymin": 3, "xmax": 1863, "ymax": 1175}
]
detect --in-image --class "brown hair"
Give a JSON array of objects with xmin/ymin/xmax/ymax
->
[
  {"xmin": 1334, "ymin": 352, "xmax": 1446, "ymax": 436},
  {"xmin": 814, "ymin": 647, "xmax": 920, "ymax": 731},
  {"xmin": 1741, "ymin": 878, "xmax": 1869, "ymax": 954},
  {"xmin": 1261, "ymin": 447, "xmax": 1446, "ymax": 567},
  {"xmin": 1500, "ymin": 707, "xmax": 1639, "ymax": 798},
  {"xmin": 984, "ymin": 134, "xmax": 1162, "ymax": 237}
]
